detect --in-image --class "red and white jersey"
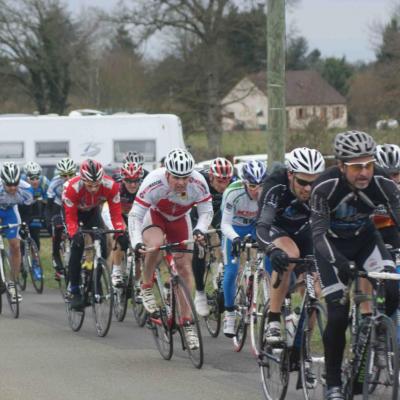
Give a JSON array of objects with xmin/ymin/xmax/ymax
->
[
  {"xmin": 63, "ymin": 175, "xmax": 125, "ymax": 237},
  {"xmin": 128, "ymin": 168, "xmax": 213, "ymax": 247}
]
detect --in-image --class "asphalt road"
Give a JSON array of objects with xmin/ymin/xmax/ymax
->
[{"xmin": 0, "ymin": 287, "xmax": 390, "ymax": 400}]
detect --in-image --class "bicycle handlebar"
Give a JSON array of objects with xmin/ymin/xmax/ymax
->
[{"xmin": 143, "ymin": 239, "xmax": 195, "ymax": 254}]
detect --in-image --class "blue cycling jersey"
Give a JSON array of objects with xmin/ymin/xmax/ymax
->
[
  {"xmin": 0, "ymin": 180, "xmax": 34, "ymax": 209},
  {"xmin": 47, "ymin": 175, "xmax": 65, "ymax": 206},
  {"xmin": 22, "ymin": 175, "xmax": 49, "ymax": 201}
]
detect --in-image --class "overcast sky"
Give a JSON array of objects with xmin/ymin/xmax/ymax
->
[{"xmin": 67, "ymin": 0, "xmax": 395, "ymax": 62}]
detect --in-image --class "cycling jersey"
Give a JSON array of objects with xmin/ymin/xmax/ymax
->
[
  {"xmin": 256, "ymin": 166, "xmax": 311, "ymax": 245},
  {"xmin": 128, "ymin": 168, "xmax": 213, "ymax": 247},
  {"xmin": 63, "ymin": 175, "xmax": 125, "ymax": 237},
  {"xmin": 220, "ymin": 180, "xmax": 259, "ymax": 241},
  {"xmin": 191, "ymin": 169, "xmax": 234, "ymax": 229},
  {"xmin": 311, "ymin": 165, "xmax": 400, "ymax": 266},
  {"xmin": 0, "ymin": 180, "xmax": 34, "ymax": 209},
  {"xmin": 47, "ymin": 175, "xmax": 65, "ymax": 206}
]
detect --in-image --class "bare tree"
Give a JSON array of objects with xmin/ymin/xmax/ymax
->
[{"xmin": 0, "ymin": 0, "xmax": 94, "ymax": 114}]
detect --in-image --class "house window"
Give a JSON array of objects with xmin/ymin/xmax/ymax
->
[
  {"xmin": 0, "ymin": 142, "xmax": 24, "ymax": 159},
  {"xmin": 256, "ymin": 110, "xmax": 264, "ymax": 117},
  {"xmin": 333, "ymin": 106, "xmax": 343, "ymax": 119},
  {"xmin": 320, "ymin": 107, "xmax": 327, "ymax": 121},
  {"xmin": 114, "ymin": 140, "xmax": 156, "ymax": 163},
  {"xmin": 36, "ymin": 142, "xmax": 69, "ymax": 158},
  {"xmin": 296, "ymin": 107, "xmax": 305, "ymax": 119}
]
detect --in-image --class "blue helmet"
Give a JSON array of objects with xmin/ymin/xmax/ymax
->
[{"xmin": 241, "ymin": 160, "xmax": 267, "ymax": 184}]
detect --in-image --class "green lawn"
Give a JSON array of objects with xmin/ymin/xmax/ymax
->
[{"xmin": 39, "ymin": 237, "xmax": 59, "ymax": 289}]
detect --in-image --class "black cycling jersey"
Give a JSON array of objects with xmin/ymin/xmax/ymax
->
[
  {"xmin": 190, "ymin": 170, "xmax": 233, "ymax": 229},
  {"xmin": 256, "ymin": 166, "xmax": 311, "ymax": 247},
  {"xmin": 310, "ymin": 165, "xmax": 400, "ymax": 267},
  {"xmin": 119, "ymin": 183, "xmax": 138, "ymax": 216}
]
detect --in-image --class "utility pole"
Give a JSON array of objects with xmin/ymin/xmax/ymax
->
[{"xmin": 266, "ymin": 0, "xmax": 286, "ymax": 166}]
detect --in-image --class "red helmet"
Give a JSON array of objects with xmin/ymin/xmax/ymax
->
[
  {"xmin": 80, "ymin": 159, "xmax": 104, "ymax": 182},
  {"xmin": 209, "ymin": 157, "xmax": 233, "ymax": 179},
  {"xmin": 121, "ymin": 161, "xmax": 143, "ymax": 180}
]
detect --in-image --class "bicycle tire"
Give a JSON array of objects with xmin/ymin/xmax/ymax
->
[
  {"xmin": 131, "ymin": 258, "xmax": 147, "ymax": 327},
  {"xmin": 299, "ymin": 301, "xmax": 327, "ymax": 400},
  {"xmin": 204, "ymin": 289, "xmax": 221, "ymax": 337},
  {"xmin": 66, "ymin": 299, "xmax": 85, "ymax": 331},
  {"xmin": 2, "ymin": 250, "xmax": 19, "ymax": 318},
  {"xmin": 233, "ymin": 285, "xmax": 248, "ymax": 352},
  {"xmin": 172, "ymin": 275, "xmax": 204, "ymax": 368},
  {"xmin": 92, "ymin": 258, "xmax": 114, "ymax": 337},
  {"xmin": 150, "ymin": 277, "xmax": 173, "ymax": 360},
  {"xmin": 113, "ymin": 255, "xmax": 129, "ymax": 322},
  {"xmin": 27, "ymin": 239, "xmax": 44, "ymax": 294},
  {"xmin": 362, "ymin": 316, "xmax": 399, "ymax": 400},
  {"xmin": 57, "ymin": 239, "xmax": 70, "ymax": 299},
  {"xmin": 17, "ymin": 244, "xmax": 27, "ymax": 291},
  {"xmin": 259, "ymin": 301, "xmax": 289, "ymax": 400},
  {"xmin": 250, "ymin": 269, "xmax": 270, "ymax": 356}
]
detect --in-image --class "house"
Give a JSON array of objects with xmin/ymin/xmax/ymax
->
[{"xmin": 222, "ymin": 70, "xmax": 347, "ymax": 131}]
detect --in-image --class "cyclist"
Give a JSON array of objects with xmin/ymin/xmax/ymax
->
[
  {"xmin": 310, "ymin": 131, "xmax": 400, "ymax": 400},
  {"xmin": 191, "ymin": 157, "xmax": 234, "ymax": 316},
  {"xmin": 256, "ymin": 147, "xmax": 325, "ymax": 343},
  {"xmin": 45, "ymin": 157, "xmax": 77, "ymax": 279},
  {"xmin": 102, "ymin": 160, "xmax": 144, "ymax": 287},
  {"xmin": 221, "ymin": 160, "xmax": 268, "ymax": 337},
  {"xmin": 22, "ymin": 161, "xmax": 49, "ymax": 250},
  {"xmin": 373, "ymin": 144, "xmax": 400, "ymax": 248},
  {"xmin": 128, "ymin": 148, "xmax": 213, "ymax": 349},
  {"xmin": 123, "ymin": 151, "xmax": 149, "ymax": 180},
  {"xmin": 0, "ymin": 162, "xmax": 33, "ymax": 302},
  {"xmin": 63, "ymin": 159, "xmax": 125, "ymax": 310}
]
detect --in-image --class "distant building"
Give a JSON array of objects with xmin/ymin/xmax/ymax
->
[{"xmin": 222, "ymin": 70, "xmax": 347, "ymax": 131}]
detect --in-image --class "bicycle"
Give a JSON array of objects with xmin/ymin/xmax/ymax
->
[
  {"xmin": 145, "ymin": 239, "xmax": 204, "ymax": 369},
  {"xmin": 17, "ymin": 222, "xmax": 44, "ymax": 294},
  {"xmin": 51, "ymin": 216, "xmax": 71, "ymax": 298},
  {"xmin": 198, "ymin": 230, "xmax": 224, "ymax": 338},
  {"xmin": 0, "ymin": 223, "xmax": 20, "ymax": 318},
  {"xmin": 231, "ymin": 235, "xmax": 271, "ymax": 354},
  {"xmin": 65, "ymin": 227, "xmax": 123, "ymax": 337},
  {"xmin": 258, "ymin": 256, "xmax": 327, "ymax": 400},
  {"xmin": 341, "ymin": 266, "xmax": 400, "ymax": 400}
]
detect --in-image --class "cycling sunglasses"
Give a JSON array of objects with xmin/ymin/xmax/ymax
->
[
  {"xmin": 246, "ymin": 182, "xmax": 262, "ymax": 189},
  {"xmin": 124, "ymin": 178, "xmax": 142, "ymax": 184},
  {"xmin": 28, "ymin": 175, "xmax": 40, "ymax": 181},
  {"xmin": 294, "ymin": 176, "xmax": 316, "ymax": 187},
  {"xmin": 344, "ymin": 160, "xmax": 375, "ymax": 173}
]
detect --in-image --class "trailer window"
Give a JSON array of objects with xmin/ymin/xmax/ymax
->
[
  {"xmin": 114, "ymin": 140, "xmax": 156, "ymax": 162},
  {"xmin": 0, "ymin": 142, "xmax": 24, "ymax": 159},
  {"xmin": 36, "ymin": 142, "xmax": 69, "ymax": 158}
]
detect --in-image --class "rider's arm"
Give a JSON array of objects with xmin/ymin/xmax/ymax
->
[
  {"xmin": 220, "ymin": 191, "xmax": 240, "ymax": 241},
  {"xmin": 101, "ymin": 203, "xmax": 114, "ymax": 230},
  {"xmin": 310, "ymin": 180, "xmax": 349, "ymax": 267},
  {"xmin": 256, "ymin": 180, "xmax": 283, "ymax": 249},
  {"xmin": 376, "ymin": 175, "xmax": 400, "ymax": 227},
  {"xmin": 194, "ymin": 198, "xmax": 213, "ymax": 233},
  {"xmin": 106, "ymin": 182, "xmax": 125, "ymax": 231},
  {"xmin": 62, "ymin": 182, "xmax": 79, "ymax": 237},
  {"xmin": 128, "ymin": 200, "xmax": 148, "ymax": 248}
]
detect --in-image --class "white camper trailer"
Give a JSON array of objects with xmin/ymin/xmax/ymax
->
[{"xmin": 0, "ymin": 113, "xmax": 185, "ymax": 177}]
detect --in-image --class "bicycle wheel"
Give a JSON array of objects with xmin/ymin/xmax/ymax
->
[
  {"xmin": 233, "ymin": 285, "xmax": 248, "ymax": 352},
  {"xmin": 66, "ymin": 295, "xmax": 85, "ymax": 331},
  {"xmin": 259, "ymin": 301, "xmax": 289, "ymax": 400},
  {"xmin": 2, "ymin": 251, "xmax": 19, "ymax": 318},
  {"xmin": 27, "ymin": 239, "xmax": 44, "ymax": 294},
  {"xmin": 150, "ymin": 277, "xmax": 173, "ymax": 360},
  {"xmin": 250, "ymin": 270, "xmax": 270, "ymax": 356},
  {"xmin": 17, "ymin": 243, "xmax": 27, "ymax": 291},
  {"xmin": 113, "ymin": 255, "xmax": 128, "ymax": 322},
  {"xmin": 204, "ymin": 288, "xmax": 221, "ymax": 337},
  {"xmin": 362, "ymin": 316, "xmax": 399, "ymax": 400},
  {"xmin": 299, "ymin": 301, "xmax": 327, "ymax": 400},
  {"xmin": 92, "ymin": 258, "xmax": 114, "ymax": 337},
  {"xmin": 172, "ymin": 275, "xmax": 204, "ymax": 368},
  {"xmin": 57, "ymin": 239, "xmax": 70, "ymax": 298}
]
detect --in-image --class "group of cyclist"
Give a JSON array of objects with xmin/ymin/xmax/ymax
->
[{"xmin": 1, "ymin": 129, "xmax": 400, "ymax": 399}]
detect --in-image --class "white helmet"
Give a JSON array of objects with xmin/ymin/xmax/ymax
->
[
  {"xmin": 1, "ymin": 162, "xmax": 21, "ymax": 185},
  {"xmin": 25, "ymin": 161, "xmax": 42, "ymax": 177},
  {"xmin": 165, "ymin": 148, "xmax": 195, "ymax": 177},
  {"xmin": 123, "ymin": 151, "xmax": 144, "ymax": 166},
  {"xmin": 375, "ymin": 144, "xmax": 400, "ymax": 173},
  {"xmin": 285, "ymin": 147, "xmax": 325, "ymax": 174},
  {"xmin": 56, "ymin": 158, "xmax": 77, "ymax": 176},
  {"xmin": 334, "ymin": 130, "xmax": 376, "ymax": 160}
]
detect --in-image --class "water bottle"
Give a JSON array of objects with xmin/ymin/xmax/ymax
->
[{"xmin": 285, "ymin": 309, "xmax": 300, "ymax": 347}]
